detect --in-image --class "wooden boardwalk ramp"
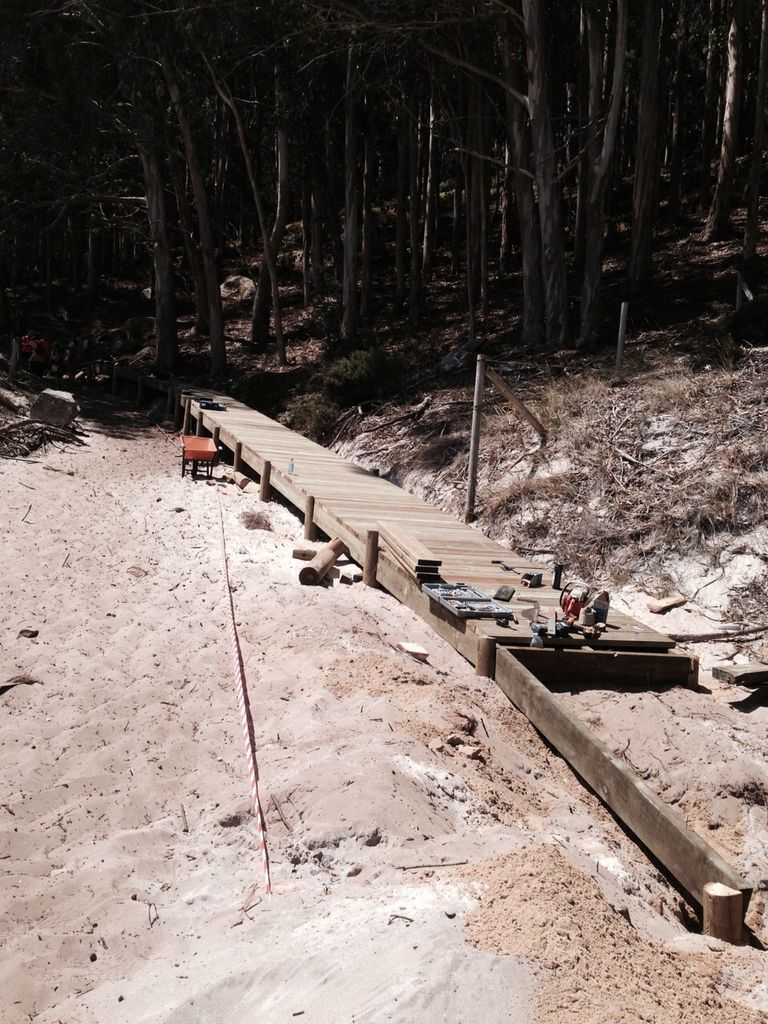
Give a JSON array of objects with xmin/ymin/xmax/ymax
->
[{"xmin": 161, "ymin": 382, "xmax": 749, "ymax": 932}]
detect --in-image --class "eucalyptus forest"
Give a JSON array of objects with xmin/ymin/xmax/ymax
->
[{"xmin": 1, "ymin": 0, "xmax": 766, "ymax": 379}]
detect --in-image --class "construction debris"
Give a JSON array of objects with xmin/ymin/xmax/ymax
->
[{"xmin": 396, "ymin": 642, "xmax": 429, "ymax": 663}]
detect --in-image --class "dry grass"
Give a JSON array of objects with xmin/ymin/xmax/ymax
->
[
  {"xmin": 487, "ymin": 472, "xmax": 579, "ymax": 515},
  {"xmin": 475, "ymin": 357, "xmax": 768, "ymax": 589},
  {"xmin": 241, "ymin": 508, "xmax": 272, "ymax": 531}
]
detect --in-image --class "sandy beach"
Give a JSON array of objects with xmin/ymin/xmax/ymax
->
[{"xmin": 2, "ymin": 399, "xmax": 766, "ymax": 1024}]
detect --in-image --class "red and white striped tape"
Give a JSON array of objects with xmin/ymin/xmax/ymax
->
[{"xmin": 216, "ymin": 491, "xmax": 272, "ymax": 895}]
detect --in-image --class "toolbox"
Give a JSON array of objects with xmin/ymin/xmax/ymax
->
[{"xmin": 422, "ymin": 582, "xmax": 515, "ymax": 620}]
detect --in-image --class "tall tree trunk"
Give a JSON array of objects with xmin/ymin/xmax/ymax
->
[
  {"xmin": 578, "ymin": 0, "xmax": 628, "ymax": 349},
  {"xmin": 395, "ymin": 112, "xmax": 408, "ymax": 305},
  {"xmin": 341, "ymin": 45, "xmax": 360, "ymax": 341},
  {"xmin": 501, "ymin": 23, "xmax": 544, "ymax": 347},
  {"xmin": 139, "ymin": 143, "xmax": 178, "ymax": 372},
  {"xmin": 668, "ymin": 0, "xmax": 688, "ymax": 218},
  {"xmin": 477, "ymin": 91, "xmax": 489, "ymax": 318},
  {"xmin": 169, "ymin": 150, "xmax": 209, "ymax": 337},
  {"xmin": 705, "ymin": 0, "xmax": 745, "ymax": 239},
  {"xmin": 409, "ymin": 106, "xmax": 423, "ymax": 325},
  {"xmin": 301, "ymin": 172, "xmax": 312, "ymax": 307},
  {"xmin": 422, "ymin": 86, "xmax": 438, "ymax": 284},
  {"xmin": 700, "ymin": 0, "xmax": 720, "ymax": 208},
  {"xmin": 628, "ymin": 0, "xmax": 663, "ymax": 292},
  {"xmin": 451, "ymin": 159, "xmax": 462, "ymax": 276},
  {"xmin": 522, "ymin": 0, "xmax": 570, "ymax": 348},
  {"xmin": 252, "ymin": 122, "xmax": 289, "ymax": 345},
  {"xmin": 360, "ymin": 109, "xmax": 375, "ymax": 320},
  {"xmin": 311, "ymin": 186, "xmax": 324, "ymax": 295},
  {"xmin": 573, "ymin": 4, "xmax": 590, "ymax": 269},
  {"xmin": 204, "ymin": 56, "xmax": 286, "ymax": 365},
  {"xmin": 162, "ymin": 56, "xmax": 226, "ymax": 375},
  {"xmin": 744, "ymin": 0, "xmax": 768, "ymax": 258}
]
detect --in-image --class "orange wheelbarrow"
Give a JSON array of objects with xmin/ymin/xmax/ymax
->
[{"xmin": 180, "ymin": 435, "xmax": 219, "ymax": 479}]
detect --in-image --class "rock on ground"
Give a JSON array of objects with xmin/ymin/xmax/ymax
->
[{"xmin": 29, "ymin": 389, "xmax": 79, "ymax": 428}]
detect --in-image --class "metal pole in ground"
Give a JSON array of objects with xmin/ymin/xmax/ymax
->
[
  {"xmin": 615, "ymin": 301, "xmax": 629, "ymax": 374},
  {"xmin": 464, "ymin": 353, "xmax": 486, "ymax": 524}
]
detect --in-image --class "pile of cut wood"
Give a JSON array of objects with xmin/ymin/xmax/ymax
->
[{"xmin": 378, "ymin": 523, "xmax": 442, "ymax": 583}]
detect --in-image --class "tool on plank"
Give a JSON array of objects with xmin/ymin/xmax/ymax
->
[{"xmin": 492, "ymin": 559, "xmax": 519, "ymax": 573}]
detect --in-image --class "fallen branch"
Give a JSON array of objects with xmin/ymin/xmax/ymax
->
[
  {"xmin": 614, "ymin": 447, "xmax": 669, "ymax": 476},
  {"xmin": 485, "ymin": 366, "xmax": 547, "ymax": 443},
  {"xmin": 357, "ymin": 396, "xmax": 431, "ymax": 435},
  {"xmin": 668, "ymin": 623, "xmax": 768, "ymax": 643}
]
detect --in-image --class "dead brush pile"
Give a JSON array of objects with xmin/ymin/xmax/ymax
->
[
  {"xmin": 0, "ymin": 418, "xmax": 81, "ymax": 459},
  {"xmin": 481, "ymin": 356, "xmax": 768, "ymax": 593}
]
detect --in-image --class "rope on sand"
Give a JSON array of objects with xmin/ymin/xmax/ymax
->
[{"xmin": 216, "ymin": 490, "xmax": 272, "ymax": 895}]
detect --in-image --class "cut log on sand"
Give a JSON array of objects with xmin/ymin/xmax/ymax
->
[{"xmin": 299, "ymin": 537, "xmax": 347, "ymax": 585}]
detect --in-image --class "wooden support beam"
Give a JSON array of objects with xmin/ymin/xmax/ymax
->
[
  {"xmin": 501, "ymin": 645, "xmax": 698, "ymax": 689},
  {"xmin": 195, "ymin": 410, "xmax": 203, "ymax": 436},
  {"xmin": 182, "ymin": 396, "xmax": 192, "ymax": 435},
  {"xmin": 494, "ymin": 649, "xmax": 751, "ymax": 914},
  {"xmin": 363, "ymin": 529, "xmax": 379, "ymax": 587},
  {"xmin": 703, "ymin": 883, "xmax": 743, "ymax": 944},
  {"xmin": 485, "ymin": 366, "xmax": 547, "ymax": 443},
  {"xmin": 304, "ymin": 495, "xmax": 318, "ymax": 540},
  {"xmin": 712, "ymin": 662, "xmax": 768, "ymax": 687},
  {"xmin": 234, "ymin": 441, "xmax": 243, "ymax": 473},
  {"xmin": 212, "ymin": 426, "xmax": 220, "ymax": 447},
  {"xmin": 475, "ymin": 635, "xmax": 496, "ymax": 678},
  {"xmin": 259, "ymin": 460, "xmax": 272, "ymax": 503},
  {"xmin": 299, "ymin": 538, "xmax": 347, "ymax": 586}
]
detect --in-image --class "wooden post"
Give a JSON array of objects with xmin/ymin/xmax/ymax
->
[
  {"xmin": 212, "ymin": 426, "xmax": 220, "ymax": 448},
  {"xmin": 475, "ymin": 635, "xmax": 496, "ymax": 678},
  {"xmin": 259, "ymin": 460, "xmax": 272, "ymax": 502},
  {"xmin": 299, "ymin": 538, "xmax": 347, "ymax": 586},
  {"xmin": 111, "ymin": 364, "xmax": 120, "ymax": 397},
  {"xmin": 304, "ymin": 495, "xmax": 317, "ymax": 540},
  {"xmin": 195, "ymin": 410, "xmax": 203, "ymax": 436},
  {"xmin": 136, "ymin": 377, "xmax": 144, "ymax": 409},
  {"xmin": 703, "ymin": 882, "xmax": 743, "ymax": 944},
  {"xmin": 175, "ymin": 389, "xmax": 187, "ymax": 430},
  {"xmin": 615, "ymin": 301, "xmax": 629, "ymax": 373},
  {"xmin": 182, "ymin": 395, "xmax": 191, "ymax": 435},
  {"xmin": 464, "ymin": 353, "xmax": 486, "ymax": 523},
  {"xmin": 363, "ymin": 529, "xmax": 379, "ymax": 587},
  {"xmin": 234, "ymin": 441, "xmax": 243, "ymax": 473}
]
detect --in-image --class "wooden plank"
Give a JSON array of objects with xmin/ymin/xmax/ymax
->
[
  {"xmin": 712, "ymin": 662, "xmax": 768, "ymax": 687},
  {"xmin": 494, "ymin": 649, "xmax": 751, "ymax": 912},
  {"xmin": 379, "ymin": 523, "xmax": 442, "ymax": 568}
]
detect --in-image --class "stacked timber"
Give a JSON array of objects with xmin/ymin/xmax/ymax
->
[{"xmin": 378, "ymin": 523, "xmax": 442, "ymax": 583}]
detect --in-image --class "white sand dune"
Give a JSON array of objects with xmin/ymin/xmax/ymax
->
[{"xmin": 1, "ymin": 406, "xmax": 765, "ymax": 1023}]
